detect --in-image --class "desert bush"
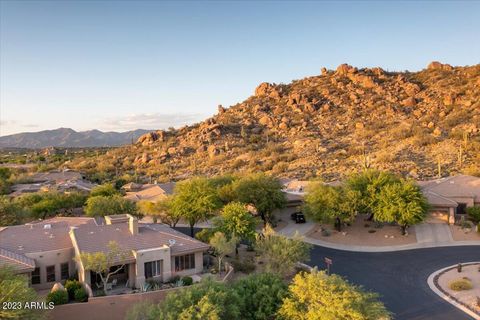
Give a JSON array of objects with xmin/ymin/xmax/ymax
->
[
  {"xmin": 74, "ymin": 287, "xmax": 88, "ymax": 302},
  {"xmin": 230, "ymin": 259, "xmax": 256, "ymax": 273},
  {"xmin": 46, "ymin": 289, "xmax": 68, "ymax": 305},
  {"xmin": 449, "ymin": 278, "xmax": 472, "ymax": 291},
  {"xmin": 65, "ymin": 279, "xmax": 82, "ymax": 301},
  {"xmin": 181, "ymin": 276, "xmax": 193, "ymax": 286},
  {"xmin": 467, "ymin": 207, "xmax": 480, "ymax": 223}
]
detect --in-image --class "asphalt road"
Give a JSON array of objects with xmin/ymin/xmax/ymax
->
[
  {"xmin": 309, "ymin": 245, "xmax": 478, "ymax": 320},
  {"xmin": 175, "ymin": 227, "xmax": 479, "ymax": 320}
]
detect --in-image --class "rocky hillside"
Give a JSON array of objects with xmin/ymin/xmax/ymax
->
[
  {"xmin": 0, "ymin": 128, "xmax": 150, "ymax": 148},
  {"xmin": 71, "ymin": 62, "xmax": 480, "ymax": 182}
]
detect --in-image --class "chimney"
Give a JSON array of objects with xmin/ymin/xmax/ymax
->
[{"xmin": 128, "ymin": 215, "xmax": 138, "ymax": 235}]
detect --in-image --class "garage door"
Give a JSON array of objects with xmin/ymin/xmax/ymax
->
[{"xmin": 426, "ymin": 210, "xmax": 449, "ymax": 224}]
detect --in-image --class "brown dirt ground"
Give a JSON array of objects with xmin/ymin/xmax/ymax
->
[
  {"xmin": 450, "ymin": 225, "xmax": 480, "ymax": 241},
  {"xmin": 307, "ymin": 215, "xmax": 417, "ymax": 246},
  {"xmin": 437, "ymin": 263, "xmax": 480, "ymax": 315}
]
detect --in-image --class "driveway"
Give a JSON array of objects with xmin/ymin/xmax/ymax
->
[{"xmin": 414, "ymin": 223, "xmax": 453, "ymax": 244}]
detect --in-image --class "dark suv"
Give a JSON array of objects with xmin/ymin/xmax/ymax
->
[{"xmin": 291, "ymin": 212, "xmax": 306, "ymax": 224}]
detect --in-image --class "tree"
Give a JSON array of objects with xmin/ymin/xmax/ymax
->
[
  {"xmin": 0, "ymin": 266, "xmax": 42, "ymax": 320},
  {"xmin": 214, "ymin": 202, "xmax": 257, "ymax": 254},
  {"xmin": 128, "ymin": 279, "xmax": 242, "ymax": 320},
  {"xmin": 0, "ymin": 196, "xmax": 25, "ymax": 226},
  {"xmin": 303, "ymin": 182, "xmax": 357, "ymax": 231},
  {"xmin": 169, "ymin": 177, "xmax": 222, "ymax": 236},
  {"xmin": 233, "ymin": 273, "xmax": 287, "ymax": 320},
  {"xmin": 255, "ymin": 225, "xmax": 311, "ymax": 276},
  {"xmin": 209, "ymin": 232, "xmax": 237, "ymax": 274},
  {"xmin": 374, "ymin": 179, "xmax": 428, "ymax": 234},
  {"xmin": 278, "ymin": 269, "xmax": 391, "ymax": 320},
  {"xmin": 77, "ymin": 241, "xmax": 128, "ymax": 295},
  {"xmin": 89, "ymin": 183, "xmax": 120, "ymax": 197},
  {"xmin": 345, "ymin": 170, "xmax": 400, "ymax": 217},
  {"xmin": 85, "ymin": 195, "xmax": 138, "ymax": 217},
  {"xmin": 137, "ymin": 197, "xmax": 181, "ymax": 226},
  {"xmin": 232, "ymin": 173, "xmax": 286, "ymax": 225}
]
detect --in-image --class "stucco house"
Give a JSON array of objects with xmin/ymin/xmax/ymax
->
[
  {"xmin": 418, "ymin": 175, "xmax": 480, "ymax": 224},
  {"xmin": 123, "ymin": 182, "xmax": 176, "ymax": 203},
  {"xmin": 0, "ymin": 214, "xmax": 208, "ymax": 291}
]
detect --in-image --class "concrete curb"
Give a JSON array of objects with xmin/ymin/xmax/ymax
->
[
  {"xmin": 302, "ymin": 237, "xmax": 480, "ymax": 252},
  {"xmin": 427, "ymin": 262, "xmax": 480, "ymax": 320}
]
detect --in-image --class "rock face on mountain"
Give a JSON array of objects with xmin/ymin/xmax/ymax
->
[
  {"xmin": 71, "ymin": 62, "xmax": 480, "ymax": 181},
  {"xmin": 0, "ymin": 128, "xmax": 150, "ymax": 148}
]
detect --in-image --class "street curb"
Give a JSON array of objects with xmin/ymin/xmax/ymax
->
[
  {"xmin": 302, "ymin": 236, "xmax": 480, "ymax": 252},
  {"xmin": 427, "ymin": 262, "xmax": 480, "ymax": 320}
]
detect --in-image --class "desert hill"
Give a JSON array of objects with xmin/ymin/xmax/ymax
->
[{"xmin": 71, "ymin": 62, "xmax": 480, "ymax": 182}]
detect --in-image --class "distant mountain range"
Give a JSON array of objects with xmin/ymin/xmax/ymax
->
[{"xmin": 0, "ymin": 128, "xmax": 150, "ymax": 148}]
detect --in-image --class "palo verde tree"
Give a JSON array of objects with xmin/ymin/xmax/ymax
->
[
  {"xmin": 303, "ymin": 181, "xmax": 359, "ymax": 231},
  {"xmin": 214, "ymin": 201, "xmax": 257, "ymax": 254},
  {"xmin": 77, "ymin": 241, "xmax": 129, "ymax": 295},
  {"xmin": 85, "ymin": 195, "xmax": 139, "ymax": 217},
  {"xmin": 209, "ymin": 231, "xmax": 237, "ymax": 274},
  {"xmin": 255, "ymin": 225, "xmax": 311, "ymax": 277},
  {"xmin": 345, "ymin": 169, "xmax": 400, "ymax": 218},
  {"xmin": 231, "ymin": 173, "xmax": 286, "ymax": 225},
  {"xmin": 373, "ymin": 179, "xmax": 429, "ymax": 235},
  {"xmin": 137, "ymin": 197, "xmax": 181, "ymax": 226},
  {"xmin": 169, "ymin": 177, "xmax": 222, "ymax": 237},
  {"xmin": 278, "ymin": 269, "xmax": 391, "ymax": 320}
]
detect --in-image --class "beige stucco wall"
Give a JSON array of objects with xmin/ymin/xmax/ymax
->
[
  {"xmin": 133, "ymin": 246, "xmax": 171, "ymax": 288},
  {"xmin": 170, "ymin": 251, "xmax": 204, "ymax": 278},
  {"xmin": 25, "ymin": 248, "xmax": 75, "ymax": 290}
]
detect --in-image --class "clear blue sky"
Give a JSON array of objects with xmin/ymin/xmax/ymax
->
[{"xmin": 1, "ymin": 0, "xmax": 479, "ymax": 136}]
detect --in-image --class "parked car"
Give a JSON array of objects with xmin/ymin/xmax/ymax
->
[{"xmin": 291, "ymin": 212, "xmax": 306, "ymax": 224}]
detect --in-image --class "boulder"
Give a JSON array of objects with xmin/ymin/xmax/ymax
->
[{"xmin": 427, "ymin": 61, "xmax": 453, "ymax": 71}]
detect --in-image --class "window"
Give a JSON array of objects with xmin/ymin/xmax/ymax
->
[
  {"xmin": 144, "ymin": 260, "xmax": 162, "ymax": 279},
  {"xmin": 46, "ymin": 265, "xmax": 55, "ymax": 282},
  {"xmin": 60, "ymin": 263, "xmax": 69, "ymax": 280},
  {"xmin": 174, "ymin": 254, "xmax": 195, "ymax": 272},
  {"xmin": 31, "ymin": 268, "xmax": 40, "ymax": 284}
]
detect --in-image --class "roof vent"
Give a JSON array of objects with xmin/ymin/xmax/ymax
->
[
  {"xmin": 44, "ymin": 224, "xmax": 52, "ymax": 229},
  {"xmin": 168, "ymin": 239, "xmax": 176, "ymax": 246},
  {"xmin": 18, "ymin": 245, "xmax": 23, "ymax": 250},
  {"xmin": 49, "ymin": 234, "xmax": 54, "ymax": 239},
  {"xmin": 89, "ymin": 231, "xmax": 94, "ymax": 234}
]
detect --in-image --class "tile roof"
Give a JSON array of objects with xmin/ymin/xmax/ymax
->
[
  {"xmin": 0, "ymin": 248, "xmax": 35, "ymax": 272},
  {"xmin": 71, "ymin": 222, "xmax": 209, "ymax": 262},
  {"xmin": 419, "ymin": 175, "xmax": 480, "ymax": 201},
  {"xmin": 124, "ymin": 185, "xmax": 169, "ymax": 202},
  {"xmin": 0, "ymin": 217, "xmax": 95, "ymax": 254}
]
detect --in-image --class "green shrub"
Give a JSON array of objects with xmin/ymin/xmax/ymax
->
[
  {"xmin": 65, "ymin": 279, "xmax": 82, "ymax": 301},
  {"xmin": 467, "ymin": 207, "xmax": 480, "ymax": 223},
  {"xmin": 449, "ymin": 279, "xmax": 473, "ymax": 291},
  {"xmin": 46, "ymin": 290, "xmax": 68, "ymax": 305},
  {"xmin": 169, "ymin": 275, "xmax": 180, "ymax": 284},
  {"xmin": 181, "ymin": 276, "xmax": 193, "ymax": 286},
  {"xmin": 74, "ymin": 287, "xmax": 88, "ymax": 302},
  {"xmin": 230, "ymin": 259, "xmax": 256, "ymax": 273}
]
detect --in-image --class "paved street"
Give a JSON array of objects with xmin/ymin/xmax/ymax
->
[
  {"xmin": 176, "ymin": 227, "xmax": 479, "ymax": 320},
  {"xmin": 309, "ymin": 245, "xmax": 478, "ymax": 320}
]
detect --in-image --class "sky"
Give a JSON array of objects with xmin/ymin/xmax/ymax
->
[{"xmin": 0, "ymin": 1, "xmax": 479, "ymax": 136}]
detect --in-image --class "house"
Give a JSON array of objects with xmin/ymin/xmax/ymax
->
[
  {"xmin": 418, "ymin": 175, "xmax": 480, "ymax": 224},
  {"xmin": 0, "ymin": 215, "xmax": 209, "ymax": 291},
  {"xmin": 10, "ymin": 169, "xmax": 96, "ymax": 196},
  {"xmin": 123, "ymin": 182, "xmax": 176, "ymax": 203}
]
